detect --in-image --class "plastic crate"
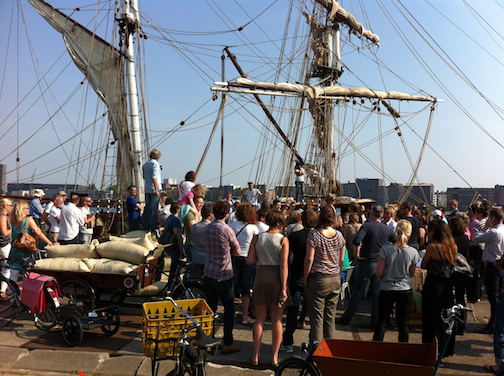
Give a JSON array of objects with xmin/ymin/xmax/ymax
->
[{"xmin": 142, "ymin": 299, "xmax": 213, "ymax": 357}]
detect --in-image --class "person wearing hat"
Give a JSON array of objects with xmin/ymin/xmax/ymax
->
[
  {"xmin": 29, "ymin": 189, "xmax": 45, "ymax": 228},
  {"xmin": 431, "ymin": 209, "xmax": 448, "ymax": 224}
]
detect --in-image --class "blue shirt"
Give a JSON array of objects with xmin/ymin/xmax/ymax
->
[
  {"xmin": 126, "ymin": 196, "xmax": 140, "ymax": 221},
  {"xmin": 142, "ymin": 159, "xmax": 162, "ymax": 194},
  {"xmin": 29, "ymin": 198, "xmax": 43, "ymax": 219}
]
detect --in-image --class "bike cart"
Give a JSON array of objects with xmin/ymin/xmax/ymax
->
[
  {"xmin": 22, "ymin": 272, "xmax": 121, "ymax": 346},
  {"xmin": 312, "ymin": 339, "xmax": 437, "ymax": 376},
  {"xmin": 142, "ymin": 298, "xmax": 214, "ymax": 376}
]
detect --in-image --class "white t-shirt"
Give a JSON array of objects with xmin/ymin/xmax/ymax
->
[
  {"xmin": 230, "ymin": 221, "xmax": 259, "ymax": 257},
  {"xmin": 244, "ymin": 188, "xmax": 261, "ymax": 206},
  {"xmin": 257, "ymin": 221, "xmax": 269, "ymax": 234},
  {"xmin": 179, "ymin": 181, "xmax": 195, "ymax": 200},
  {"xmin": 295, "ymin": 167, "xmax": 305, "ymax": 182},
  {"xmin": 80, "ymin": 206, "xmax": 93, "ymax": 234},
  {"xmin": 47, "ymin": 206, "xmax": 61, "ymax": 233},
  {"xmin": 59, "ymin": 203, "xmax": 85, "ymax": 241}
]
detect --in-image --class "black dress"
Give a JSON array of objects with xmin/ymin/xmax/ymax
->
[{"xmin": 422, "ymin": 244, "xmax": 455, "ymax": 357}]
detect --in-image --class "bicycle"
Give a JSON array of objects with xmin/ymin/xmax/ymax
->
[
  {"xmin": 139, "ymin": 250, "xmax": 206, "ymax": 301},
  {"xmin": 275, "ymin": 303, "xmax": 473, "ymax": 376},
  {"xmin": 143, "ymin": 297, "xmax": 221, "ymax": 376}
]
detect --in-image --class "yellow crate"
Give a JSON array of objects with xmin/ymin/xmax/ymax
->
[{"xmin": 142, "ymin": 299, "xmax": 214, "ymax": 358}]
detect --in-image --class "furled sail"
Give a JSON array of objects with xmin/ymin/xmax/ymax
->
[
  {"xmin": 232, "ymin": 78, "xmax": 437, "ymax": 102},
  {"xmin": 28, "ymin": 0, "xmax": 134, "ymax": 192},
  {"xmin": 315, "ymin": 0, "xmax": 380, "ymax": 44}
]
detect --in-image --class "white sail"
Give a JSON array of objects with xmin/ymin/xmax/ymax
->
[{"xmin": 28, "ymin": 0, "xmax": 134, "ymax": 192}]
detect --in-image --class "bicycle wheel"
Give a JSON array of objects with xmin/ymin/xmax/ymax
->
[
  {"xmin": 0, "ymin": 279, "xmax": 21, "ymax": 314},
  {"xmin": 100, "ymin": 310, "xmax": 120, "ymax": 336},
  {"xmin": 59, "ymin": 279, "xmax": 95, "ymax": 311},
  {"xmin": 34, "ymin": 291, "xmax": 58, "ymax": 331},
  {"xmin": 62, "ymin": 314, "xmax": 83, "ymax": 346},
  {"xmin": 172, "ymin": 281, "xmax": 206, "ymax": 300},
  {"xmin": 275, "ymin": 357, "xmax": 321, "ymax": 376}
]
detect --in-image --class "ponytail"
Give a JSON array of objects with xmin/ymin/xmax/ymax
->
[{"xmin": 395, "ymin": 219, "xmax": 412, "ymax": 248}]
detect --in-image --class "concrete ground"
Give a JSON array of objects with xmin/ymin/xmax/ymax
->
[{"xmin": 0, "ymin": 293, "xmax": 498, "ymax": 376}]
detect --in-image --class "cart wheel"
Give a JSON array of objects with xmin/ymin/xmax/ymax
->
[
  {"xmin": 59, "ymin": 279, "xmax": 95, "ymax": 311},
  {"xmin": 34, "ymin": 289, "xmax": 59, "ymax": 331},
  {"xmin": 274, "ymin": 357, "xmax": 321, "ymax": 376},
  {"xmin": 100, "ymin": 310, "xmax": 120, "ymax": 336},
  {"xmin": 62, "ymin": 314, "xmax": 83, "ymax": 347}
]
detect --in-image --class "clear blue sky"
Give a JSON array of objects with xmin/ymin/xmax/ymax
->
[{"xmin": 1, "ymin": 0, "xmax": 503, "ymax": 195}]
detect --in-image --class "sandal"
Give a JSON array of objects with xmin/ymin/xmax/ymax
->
[
  {"xmin": 483, "ymin": 364, "xmax": 499, "ymax": 373},
  {"xmin": 250, "ymin": 357, "xmax": 259, "ymax": 366},
  {"xmin": 271, "ymin": 358, "xmax": 282, "ymax": 368}
]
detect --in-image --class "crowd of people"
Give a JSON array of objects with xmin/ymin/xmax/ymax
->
[
  {"xmin": 2, "ymin": 149, "xmax": 504, "ymax": 372},
  {"xmin": 0, "ymin": 190, "xmax": 98, "ymax": 301},
  {"xmin": 127, "ymin": 156, "xmax": 503, "ymax": 371}
]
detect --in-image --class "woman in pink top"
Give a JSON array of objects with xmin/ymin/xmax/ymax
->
[{"xmin": 304, "ymin": 205, "xmax": 346, "ymax": 346}]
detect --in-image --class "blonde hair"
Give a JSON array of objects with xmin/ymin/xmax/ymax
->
[
  {"xmin": 193, "ymin": 184, "xmax": 206, "ymax": 196},
  {"xmin": 384, "ymin": 203, "xmax": 397, "ymax": 218},
  {"xmin": 0, "ymin": 198, "xmax": 12, "ymax": 212},
  {"xmin": 395, "ymin": 219, "xmax": 412, "ymax": 247},
  {"xmin": 11, "ymin": 200, "xmax": 29, "ymax": 223}
]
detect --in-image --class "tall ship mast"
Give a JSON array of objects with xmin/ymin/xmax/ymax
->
[{"xmin": 213, "ymin": 0, "xmax": 438, "ymax": 201}]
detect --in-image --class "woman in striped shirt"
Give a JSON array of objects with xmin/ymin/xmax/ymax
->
[{"xmin": 304, "ymin": 205, "xmax": 346, "ymax": 346}]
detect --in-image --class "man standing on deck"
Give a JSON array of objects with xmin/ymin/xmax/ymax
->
[
  {"xmin": 126, "ymin": 185, "xmax": 142, "ymax": 231},
  {"xmin": 338, "ymin": 205, "xmax": 396, "ymax": 328},
  {"xmin": 242, "ymin": 182, "xmax": 263, "ymax": 209},
  {"xmin": 46, "ymin": 196, "xmax": 64, "ymax": 243},
  {"xmin": 204, "ymin": 200, "xmax": 242, "ymax": 354},
  {"xmin": 79, "ymin": 196, "xmax": 95, "ymax": 245},
  {"xmin": 142, "ymin": 149, "xmax": 162, "ymax": 231}
]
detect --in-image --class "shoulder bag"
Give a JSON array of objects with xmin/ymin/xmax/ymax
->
[
  {"xmin": 13, "ymin": 219, "xmax": 38, "ymax": 253},
  {"xmin": 453, "ymin": 253, "xmax": 473, "ymax": 281}
]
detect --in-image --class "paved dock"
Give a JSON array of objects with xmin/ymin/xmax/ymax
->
[{"xmin": 0, "ymin": 295, "xmax": 498, "ymax": 375}]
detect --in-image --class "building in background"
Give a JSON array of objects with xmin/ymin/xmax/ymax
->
[{"xmin": 0, "ymin": 164, "xmax": 6, "ymax": 194}]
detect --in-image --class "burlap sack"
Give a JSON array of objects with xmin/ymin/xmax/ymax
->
[
  {"xmin": 96, "ymin": 241, "xmax": 150, "ymax": 265},
  {"xmin": 34, "ymin": 257, "xmax": 91, "ymax": 272},
  {"xmin": 109, "ymin": 234, "xmax": 154, "ymax": 251},
  {"xmin": 83, "ymin": 258, "xmax": 138, "ymax": 275},
  {"xmin": 45, "ymin": 244, "xmax": 99, "ymax": 259}
]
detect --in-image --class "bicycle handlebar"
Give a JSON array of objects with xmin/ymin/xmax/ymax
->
[
  {"xmin": 165, "ymin": 296, "xmax": 201, "ymax": 328},
  {"xmin": 441, "ymin": 304, "xmax": 473, "ymax": 326}
]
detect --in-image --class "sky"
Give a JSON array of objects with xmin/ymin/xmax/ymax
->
[{"xmin": 1, "ymin": 0, "xmax": 504, "ymax": 197}]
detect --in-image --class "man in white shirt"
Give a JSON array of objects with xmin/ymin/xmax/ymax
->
[
  {"xmin": 294, "ymin": 162, "xmax": 305, "ymax": 203},
  {"xmin": 59, "ymin": 195, "xmax": 85, "ymax": 245},
  {"xmin": 47, "ymin": 196, "xmax": 64, "ymax": 243},
  {"xmin": 242, "ymin": 182, "xmax": 263, "ymax": 209},
  {"xmin": 79, "ymin": 196, "xmax": 95, "ymax": 245}
]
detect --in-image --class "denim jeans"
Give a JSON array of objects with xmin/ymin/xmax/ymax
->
[
  {"xmin": 183, "ymin": 245, "xmax": 193, "ymax": 280},
  {"xmin": 141, "ymin": 193, "xmax": 159, "ymax": 230},
  {"xmin": 203, "ymin": 276, "xmax": 235, "ymax": 345},
  {"xmin": 340, "ymin": 259, "xmax": 380, "ymax": 327},
  {"xmin": 373, "ymin": 289, "xmax": 413, "ymax": 342},
  {"xmin": 128, "ymin": 219, "xmax": 142, "ymax": 231},
  {"xmin": 232, "ymin": 256, "xmax": 255, "ymax": 297},
  {"xmin": 484, "ymin": 262, "xmax": 504, "ymax": 326},
  {"xmin": 295, "ymin": 181, "xmax": 304, "ymax": 202},
  {"xmin": 282, "ymin": 276, "xmax": 304, "ymax": 346},
  {"xmin": 79, "ymin": 233, "xmax": 92, "ymax": 245},
  {"xmin": 494, "ymin": 295, "xmax": 504, "ymax": 365}
]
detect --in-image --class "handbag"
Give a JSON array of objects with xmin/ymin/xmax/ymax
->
[
  {"xmin": 453, "ymin": 253, "xmax": 473, "ymax": 281},
  {"xmin": 13, "ymin": 231, "xmax": 38, "ymax": 253}
]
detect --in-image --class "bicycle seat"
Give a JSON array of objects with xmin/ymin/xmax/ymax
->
[{"xmin": 194, "ymin": 326, "xmax": 222, "ymax": 348}]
